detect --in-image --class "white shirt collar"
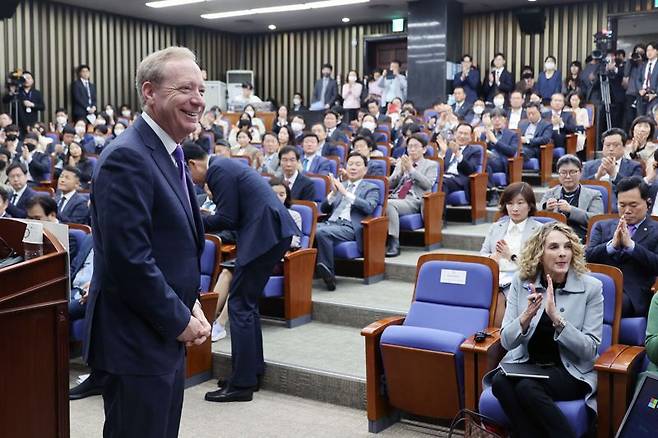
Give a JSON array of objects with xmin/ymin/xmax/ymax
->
[
  {"xmin": 508, "ymin": 217, "xmax": 528, "ymax": 233},
  {"xmin": 286, "ymin": 170, "xmax": 299, "ymax": 186},
  {"xmin": 61, "ymin": 190, "xmax": 76, "ymax": 201},
  {"xmin": 14, "ymin": 184, "xmax": 28, "ymax": 199},
  {"xmin": 141, "ymin": 111, "xmax": 178, "ymax": 156}
]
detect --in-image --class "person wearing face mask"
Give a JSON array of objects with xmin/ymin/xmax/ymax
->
[
  {"xmin": 53, "ymin": 108, "xmax": 69, "ymax": 134},
  {"xmin": 243, "ymin": 104, "xmax": 265, "ymax": 136},
  {"xmin": 518, "ymin": 102, "xmax": 553, "ymax": 163},
  {"xmin": 468, "ymin": 100, "xmax": 487, "ymax": 127},
  {"xmin": 289, "ymin": 115, "xmax": 305, "ymax": 142},
  {"xmin": 117, "ymin": 104, "xmax": 133, "ymax": 126},
  {"xmin": 112, "ymin": 121, "xmax": 127, "ymax": 139},
  {"xmin": 492, "ymin": 93, "xmax": 507, "ymax": 110},
  {"xmin": 482, "ymin": 53, "xmax": 514, "ymax": 104},
  {"xmin": 71, "ymin": 64, "xmax": 97, "ymax": 123},
  {"xmin": 311, "ymin": 63, "xmax": 338, "ymax": 110},
  {"xmin": 536, "ymin": 56, "xmax": 562, "ymax": 104},
  {"xmin": 2, "ymin": 71, "xmax": 45, "ymax": 134},
  {"xmin": 88, "ymin": 125, "xmax": 112, "ymax": 155},
  {"xmin": 2, "ymin": 125, "xmax": 22, "ymax": 162},
  {"xmin": 454, "ymin": 54, "xmax": 480, "ymax": 105},
  {"xmin": 360, "ymin": 114, "xmax": 378, "ymax": 134},
  {"xmin": 341, "ymin": 69, "xmax": 362, "ymax": 121},
  {"xmin": 291, "ymin": 92, "xmax": 307, "ymax": 111}
]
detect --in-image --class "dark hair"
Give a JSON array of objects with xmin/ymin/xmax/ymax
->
[
  {"xmin": 461, "ymin": 54, "xmax": 472, "ymax": 62},
  {"xmin": 0, "ymin": 185, "xmax": 10, "ymax": 203},
  {"xmin": 5, "ymin": 124, "xmax": 19, "ymax": 133},
  {"xmin": 6, "ymin": 162, "xmax": 28, "ymax": 175},
  {"xmin": 566, "ymin": 91, "xmax": 584, "ymax": 108},
  {"xmin": 616, "ymin": 176, "xmax": 649, "ymax": 200},
  {"xmin": 262, "ymin": 132, "xmax": 279, "ymax": 143},
  {"xmin": 390, "ymin": 59, "xmax": 401, "ymax": 67},
  {"xmin": 324, "ymin": 110, "xmax": 339, "ymax": 120},
  {"xmin": 278, "ymin": 145, "xmax": 300, "ymax": 161},
  {"xmin": 55, "ymin": 107, "xmax": 67, "ymax": 114},
  {"xmin": 183, "ymin": 142, "xmax": 208, "ymax": 162},
  {"xmin": 322, "ymin": 63, "xmax": 333, "ymax": 71},
  {"xmin": 269, "ymin": 176, "xmax": 292, "ymax": 208},
  {"xmin": 493, "ymin": 52, "xmax": 505, "ymax": 60},
  {"xmin": 0, "ymin": 147, "xmax": 11, "ymax": 162},
  {"xmin": 602, "ymin": 127, "xmax": 627, "ymax": 144},
  {"xmin": 407, "ymin": 133, "xmax": 428, "ymax": 148},
  {"xmin": 544, "ymin": 55, "xmax": 557, "ymax": 63},
  {"xmin": 76, "ymin": 64, "xmax": 90, "ymax": 74},
  {"xmin": 62, "ymin": 125, "xmax": 76, "ymax": 135},
  {"xmin": 94, "ymin": 124, "xmax": 109, "ymax": 135},
  {"xmin": 26, "ymin": 195, "xmax": 57, "ymax": 217},
  {"xmin": 61, "ymin": 165, "xmax": 82, "ymax": 179},
  {"xmin": 453, "ymin": 86, "xmax": 465, "ymax": 94},
  {"xmin": 346, "ymin": 151, "xmax": 367, "ymax": 166},
  {"xmin": 352, "ymin": 135, "xmax": 376, "ymax": 152},
  {"xmin": 490, "ymin": 108, "xmax": 507, "ymax": 118},
  {"xmin": 629, "ymin": 116, "xmax": 656, "ymax": 141},
  {"xmin": 498, "ymin": 182, "xmax": 537, "ymax": 216},
  {"xmin": 570, "ymin": 60, "xmax": 582, "ymax": 69},
  {"xmin": 455, "ymin": 122, "xmax": 474, "ymax": 132},
  {"xmin": 366, "ymin": 99, "xmax": 379, "ymax": 108},
  {"xmin": 241, "ymin": 82, "xmax": 253, "ymax": 90},
  {"xmin": 556, "ymin": 154, "xmax": 582, "ymax": 171},
  {"xmin": 236, "ymin": 129, "xmax": 253, "ymax": 142},
  {"xmin": 278, "ymin": 125, "xmax": 296, "ymax": 146},
  {"xmin": 525, "ymin": 101, "xmax": 542, "ymax": 112},
  {"xmin": 616, "ymin": 49, "xmax": 626, "ymax": 57},
  {"xmin": 646, "ymin": 42, "xmax": 657, "ymax": 51},
  {"xmin": 301, "ymin": 131, "xmax": 319, "ymax": 142}
]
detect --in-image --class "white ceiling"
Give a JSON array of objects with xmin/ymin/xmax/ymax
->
[{"xmin": 49, "ymin": 0, "xmax": 593, "ymax": 33}]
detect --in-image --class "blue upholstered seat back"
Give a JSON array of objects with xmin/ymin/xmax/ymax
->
[
  {"xmin": 584, "ymin": 184, "xmax": 609, "ymax": 213},
  {"xmin": 291, "ymin": 203, "xmax": 313, "ymax": 249},
  {"xmin": 590, "ymin": 271, "xmax": 616, "ymax": 353}
]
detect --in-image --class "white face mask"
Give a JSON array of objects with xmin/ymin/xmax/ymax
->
[
  {"xmin": 493, "ymin": 98, "xmax": 505, "ymax": 108},
  {"xmin": 94, "ymin": 135, "xmax": 105, "ymax": 145},
  {"xmin": 246, "ymin": 110, "xmax": 255, "ymax": 117},
  {"xmin": 105, "ymin": 108, "xmax": 114, "ymax": 117},
  {"xmin": 473, "ymin": 106, "xmax": 485, "ymax": 115},
  {"xmin": 291, "ymin": 122, "xmax": 304, "ymax": 133},
  {"xmin": 56, "ymin": 116, "xmax": 67, "ymax": 125},
  {"xmin": 114, "ymin": 128, "xmax": 124, "ymax": 136},
  {"xmin": 545, "ymin": 62, "xmax": 556, "ymax": 71},
  {"xmin": 362, "ymin": 121, "xmax": 377, "ymax": 131},
  {"xmin": 121, "ymin": 110, "xmax": 131, "ymax": 118},
  {"xmin": 293, "ymin": 98, "xmax": 301, "ymax": 106},
  {"xmin": 348, "ymin": 75, "xmax": 357, "ymax": 82},
  {"xmin": 75, "ymin": 126, "xmax": 85, "ymax": 135}
]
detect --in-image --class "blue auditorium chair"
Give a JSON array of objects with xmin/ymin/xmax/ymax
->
[
  {"xmin": 333, "ymin": 176, "xmax": 388, "ymax": 284},
  {"xmin": 582, "ymin": 180, "xmax": 612, "ymax": 214},
  {"xmin": 68, "ymin": 223, "xmax": 92, "ymax": 344},
  {"xmin": 519, "ymin": 128, "xmax": 554, "ymax": 186},
  {"xmin": 489, "ymin": 135, "xmax": 523, "ymax": 188},
  {"xmin": 398, "ymin": 156, "xmax": 445, "ymax": 250},
  {"xmin": 374, "ymin": 131, "xmax": 388, "ymax": 144},
  {"xmin": 307, "ymin": 174, "xmax": 330, "ymax": 205},
  {"xmin": 362, "ymin": 254, "xmax": 499, "ymax": 432},
  {"xmin": 261, "ymin": 201, "xmax": 318, "ymax": 327},
  {"xmin": 445, "ymin": 142, "xmax": 488, "ymax": 223}
]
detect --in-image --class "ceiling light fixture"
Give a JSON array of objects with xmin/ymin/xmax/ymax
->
[
  {"xmin": 341, "ymin": 17, "xmax": 350, "ymax": 23},
  {"xmin": 202, "ymin": 0, "xmax": 370, "ymax": 20},
  {"xmin": 146, "ymin": 0, "xmax": 205, "ymax": 8},
  {"xmin": 268, "ymin": 24, "xmax": 277, "ymax": 30}
]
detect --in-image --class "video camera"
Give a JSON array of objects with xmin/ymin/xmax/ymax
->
[
  {"xmin": 591, "ymin": 30, "xmax": 613, "ymax": 62},
  {"xmin": 5, "ymin": 69, "xmax": 25, "ymax": 90}
]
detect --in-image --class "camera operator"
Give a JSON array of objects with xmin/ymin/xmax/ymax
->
[
  {"xmin": 623, "ymin": 44, "xmax": 646, "ymax": 131},
  {"xmin": 2, "ymin": 70, "xmax": 44, "ymax": 134},
  {"xmin": 605, "ymin": 50, "xmax": 626, "ymax": 129},
  {"xmin": 636, "ymin": 42, "xmax": 658, "ymax": 117}
]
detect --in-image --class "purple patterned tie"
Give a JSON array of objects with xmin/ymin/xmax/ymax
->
[
  {"xmin": 627, "ymin": 224, "xmax": 637, "ymax": 238},
  {"xmin": 172, "ymin": 145, "xmax": 191, "ymax": 209}
]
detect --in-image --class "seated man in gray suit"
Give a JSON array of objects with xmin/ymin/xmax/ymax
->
[
  {"xmin": 540, "ymin": 154, "xmax": 604, "ymax": 241},
  {"xmin": 315, "ymin": 152, "xmax": 380, "ymax": 290},
  {"xmin": 386, "ymin": 133, "xmax": 438, "ymax": 257}
]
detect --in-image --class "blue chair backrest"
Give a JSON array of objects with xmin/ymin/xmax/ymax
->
[
  {"xmin": 45, "ymin": 133, "xmax": 59, "ymax": 144},
  {"xmin": 405, "ymin": 260, "xmax": 493, "ymax": 337},
  {"xmin": 309, "ymin": 176, "xmax": 328, "ymax": 203},
  {"xmin": 584, "ymin": 184, "xmax": 609, "ymax": 213},
  {"xmin": 377, "ymin": 124, "xmax": 390, "ymax": 133},
  {"xmin": 291, "ymin": 203, "xmax": 313, "ymax": 249},
  {"xmin": 590, "ymin": 271, "xmax": 616, "ymax": 353},
  {"xmin": 68, "ymin": 229, "xmax": 88, "ymax": 254},
  {"xmin": 374, "ymin": 132, "xmax": 388, "ymax": 143},
  {"xmin": 334, "ymin": 145, "xmax": 346, "ymax": 163},
  {"xmin": 326, "ymin": 159, "xmax": 338, "ymax": 176},
  {"xmin": 232, "ymin": 156, "xmax": 250, "ymax": 167},
  {"xmin": 376, "ymin": 144, "xmax": 389, "ymax": 157},
  {"xmin": 533, "ymin": 215, "xmax": 557, "ymax": 224},
  {"xmin": 364, "ymin": 177, "xmax": 386, "ymax": 217},
  {"xmin": 199, "ymin": 237, "xmax": 218, "ymax": 291},
  {"xmin": 369, "ymin": 159, "xmax": 387, "ymax": 176},
  {"xmin": 468, "ymin": 143, "xmax": 485, "ymax": 173},
  {"xmin": 585, "ymin": 106, "xmax": 594, "ymax": 125}
]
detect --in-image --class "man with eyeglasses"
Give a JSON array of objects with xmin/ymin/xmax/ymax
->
[
  {"xmin": 540, "ymin": 154, "xmax": 603, "ymax": 240},
  {"xmin": 277, "ymin": 145, "xmax": 315, "ymax": 202}
]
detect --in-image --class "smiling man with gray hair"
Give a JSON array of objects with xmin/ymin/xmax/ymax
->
[{"xmin": 84, "ymin": 46, "xmax": 209, "ymax": 438}]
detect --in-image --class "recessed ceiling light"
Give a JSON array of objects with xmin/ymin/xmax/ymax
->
[
  {"xmin": 342, "ymin": 17, "xmax": 350, "ymax": 23},
  {"xmin": 202, "ymin": 0, "xmax": 370, "ymax": 20},
  {"xmin": 527, "ymin": 0, "xmax": 537, "ymax": 2},
  {"xmin": 268, "ymin": 24, "xmax": 277, "ymax": 30},
  {"xmin": 145, "ymin": 0, "xmax": 205, "ymax": 8}
]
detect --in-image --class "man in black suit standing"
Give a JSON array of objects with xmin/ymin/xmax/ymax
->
[
  {"xmin": 542, "ymin": 93, "xmax": 577, "ymax": 151},
  {"xmin": 5, "ymin": 162, "xmax": 36, "ymax": 218},
  {"xmin": 311, "ymin": 63, "xmax": 338, "ymax": 110},
  {"xmin": 84, "ymin": 47, "xmax": 210, "ymax": 438},
  {"xmin": 56, "ymin": 166, "xmax": 90, "ymax": 225},
  {"xmin": 482, "ymin": 53, "xmax": 515, "ymax": 103},
  {"xmin": 278, "ymin": 145, "xmax": 315, "ymax": 202},
  {"xmin": 71, "ymin": 64, "xmax": 97, "ymax": 122},
  {"xmin": 202, "ymin": 157, "xmax": 299, "ymax": 402}
]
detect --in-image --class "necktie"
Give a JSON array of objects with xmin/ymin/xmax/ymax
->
[
  {"xmin": 646, "ymin": 62, "xmax": 654, "ymax": 89},
  {"xmin": 396, "ymin": 165, "xmax": 417, "ymax": 199},
  {"xmin": 627, "ymin": 224, "xmax": 637, "ymax": 238},
  {"xmin": 302, "ymin": 157, "xmax": 310, "ymax": 172},
  {"xmin": 57, "ymin": 196, "xmax": 66, "ymax": 212},
  {"xmin": 284, "ymin": 178, "xmax": 291, "ymax": 188},
  {"xmin": 83, "ymin": 80, "xmax": 91, "ymax": 104},
  {"xmin": 329, "ymin": 183, "xmax": 355, "ymax": 222},
  {"xmin": 495, "ymin": 70, "xmax": 500, "ymax": 84},
  {"xmin": 11, "ymin": 193, "xmax": 17, "ymax": 205},
  {"xmin": 172, "ymin": 145, "xmax": 191, "ymax": 209}
]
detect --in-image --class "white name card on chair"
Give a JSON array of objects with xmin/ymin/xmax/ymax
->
[{"xmin": 440, "ymin": 269, "xmax": 467, "ymax": 285}]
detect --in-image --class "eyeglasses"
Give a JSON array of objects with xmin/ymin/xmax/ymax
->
[
  {"xmin": 558, "ymin": 170, "xmax": 580, "ymax": 177},
  {"xmin": 0, "ymin": 236, "xmax": 17, "ymax": 260}
]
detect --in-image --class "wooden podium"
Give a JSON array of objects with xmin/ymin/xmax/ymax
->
[{"xmin": 0, "ymin": 218, "xmax": 70, "ymax": 437}]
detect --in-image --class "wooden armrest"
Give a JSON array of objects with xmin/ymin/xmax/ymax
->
[
  {"xmin": 469, "ymin": 173, "xmax": 488, "ymax": 223},
  {"xmin": 460, "ymin": 328, "xmax": 505, "ymax": 411},
  {"xmin": 460, "ymin": 328, "xmax": 502, "ymax": 354},
  {"xmin": 565, "ymin": 134, "xmax": 578, "ymax": 156},
  {"xmin": 198, "ymin": 292, "xmax": 219, "ymax": 323},
  {"xmin": 284, "ymin": 247, "xmax": 316, "ymax": 261},
  {"xmin": 422, "ymin": 190, "xmax": 445, "ymax": 247},
  {"xmin": 361, "ymin": 316, "xmax": 405, "ymax": 337},
  {"xmin": 507, "ymin": 156, "xmax": 523, "ymax": 184},
  {"xmin": 362, "ymin": 215, "xmax": 388, "ymax": 280},
  {"xmin": 595, "ymin": 344, "xmax": 646, "ymax": 374}
]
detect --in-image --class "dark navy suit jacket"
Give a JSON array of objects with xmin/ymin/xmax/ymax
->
[
  {"xmin": 481, "ymin": 129, "xmax": 519, "ymax": 158},
  {"xmin": 320, "ymin": 140, "xmax": 339, "ymax": 158},
  {"xmin": 302, "ymin": 154, "xmax": 333, "ymax": 176},
  {"xmin": 71, "ymin": 79, "xmax": 97, "ymax": 121},
  {"xmin": 70, "ymin": 233, "xmax": 94, "ymax": 280},
  {"xmin": 84, "ymin": 116, "xmax": 205, "ymax": 375},
  {"xmin": 6, "ymin": 186, "xmax": 37, "ymax": 218},
  {"xmin": 519, "ymin": 119, "xmax": 553, "ymax": 148},
  {"xmin": 443, "ymin": 145, "xmax": 482, "ymax": 195},
  {"xmin": 482, "ymin": 69, "xmax": 515, "ymax": 102},
  {"xmin": 586, "ymin": 217, "xmax": 658, "ymax": 316},
  {"xmin": 582, "ymin": 158, "xmax": 643, "ymax": 189},
  {"xmin": 542, "ymin": 110, "xmax": 577, "ymax": 150},
  {"xmin": 203, "ymin": 158, "xmax": 299, "ymax": 266},
  {"xmin": 290, "ymin": 172, "xmax": 316, "ymax": 202},
  {"xmin": 453, "ymin": 68, "xmax": 480, "ymax": 104},
  {"xmin": 28, "ymin": 151, "xmax": 51, "ymax": 182},
  {"xmin": 56, "ymin": 191, "xmax": 90, "ymax": 225},
  {"xmin": 452, "ymin": 101, "xmax": 473, "ymax": 121}
]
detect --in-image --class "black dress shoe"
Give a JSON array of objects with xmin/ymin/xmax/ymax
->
[
  {"xmin": 217, "ymin": 375, "xmax": 261, "ymax": 392},
  {"xmin": 316, "ymin": 263, "xmax": 336, "ymax": 291},
  {"xmin": 205, "ymin": 385, "xmax": 254, "ymax": 403},
  {"xmin": 487, "ymin": 190, "xmax": 500, "ymax": 207},
  {"xmin": 69, "ymin": 374, "xmax": 106, "ymax": 400},
  {"xmin": 385, "ymin": 238, "xmax": 400, "ymax": 257}
]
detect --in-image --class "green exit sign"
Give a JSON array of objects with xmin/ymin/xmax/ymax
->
[{"xmin": 392, "ymin": 18, "xmax": 404, "ymax": 32}]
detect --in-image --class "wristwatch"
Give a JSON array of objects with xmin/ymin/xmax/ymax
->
[
  {"xmin": 553, "ymin": 316, "xmax": 566, "ymax": 331},
  {"xmin": 510, "ymin": 254, "xmax": 518, "ymax": 262}
]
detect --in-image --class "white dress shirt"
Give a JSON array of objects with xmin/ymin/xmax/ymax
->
[
  {"xmin": 498, "ymin": 218, "xmax": 528, "ymax": 286},
  {"xmin": 327, "ymin": 179, "xmax": 361, "ymax": 221},
  {"xmin": 508, "ymin": 109, "xmax": 523, "ymax": 130},
  {"xmin": 141, "ymin": 111, "xmax": 177, "ymax": 166}
]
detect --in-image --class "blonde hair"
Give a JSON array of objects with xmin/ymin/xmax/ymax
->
[
  {"xmin": 517, "ymin": 222, "xmax": 589, "ymax": 281},
  {"xmin": 135, "ymin": 46, "xmax": 197, "ymax": 107}
]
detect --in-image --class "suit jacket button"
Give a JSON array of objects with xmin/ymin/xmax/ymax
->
[
  {"xmin": 560, "ymin": 308, "xmax": 565, "ymax": 312},
  {"xmin": 566, "ymin": 363, "xmax": 570, "ymax": 368}
]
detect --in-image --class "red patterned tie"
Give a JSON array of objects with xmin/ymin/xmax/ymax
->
[{"xmin": 397, "ymin": 179, "xmax": 413, "ymax": 199}]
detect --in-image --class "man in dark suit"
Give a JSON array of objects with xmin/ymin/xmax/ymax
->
[
  {"xmin": 2, "ymin": 71, "xmax": 45, "ymax": 134},
  {"xmin": 542, "ymin": 93, "xmax": 577, "ymax": 151},
  {"xmin": 84, "ymin": 47, "xmax": 210, "ymax": 438},
  {"xmin": 506, "ymin": 90, "xmax": 527, "ymax": 130},
  {"xmin": 19, "ymin": 132, "xmax": 51, "ymax": 183},
  {"xmin": 482, "ymin": 52, "xmax": 515, "ymax": 103},
  {"xmin": 324, "ymin": 110, "xmax": 349, "ymax": 145},
  {"xmin": 71, "ymin": 64, "xmax": 97, "ymax": 122},
  {"xmin": 635, "ymin": 42, "xmax": 658, "ymax": 116},
  {"xmin": 310, "ymin": 122, "xmax": 339, "ymax": 158},
  {"xmin": 519, "ymin": 102, "xmax": 553, "ymax": 162},
  {"xmin": 300, "ymin": 131, "xmax": 332, "ymax": 175},
  {"xmin": 366, "ymin": 100, "xmax": 392, "ymax": 124},
  {"xmin": 453, "ymin": 54, "xmax": 480, "ymax": 105},
  {"xmin": 311, "ymin": 63, "xmax": 338, "ymax": 110},
  {"xmin": 586, "ymin": 176, "xmax": 658, "ymax": 317},
  {"xmin": 478, "ymin": 108, "xmax": 519, "ymax": 188},
  {"xmin": 201, "ymin": 158, "xmax": 299, "ymax": 402},
  {"xmin": 442, "ymin": 123, "xmax": 482, "ymax": 198},
  {"xmin": 278, "ymin": 146, "xmax": 315, "ymax": 202},
  {"xmin": 451, "ymin": 86, "xmax": 473, "ymax": 121},
  {"xmin": 0, "ymin": 185, "xmax": 11, "ymax": 218},
  {"xmin": 315, "ymin": 152, "xmax": 380, "ymax": 290},
  {"xmin": 582, "ymin": 128, "xmax": 643, "ymax": 200},
  {"xmin": 55, "ymin": 165, "xmax": 90, "ymax": 225},
  {"xmin": 5, "ymin": 162, "xmax": 36, "ymax": 218}
]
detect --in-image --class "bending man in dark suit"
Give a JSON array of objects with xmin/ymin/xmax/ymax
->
[
  {"xmin": 84, "ymin": 47, "xmax": 210, "ymax": 438},
  {"xmin": 202, "ymin": 157, "xmax": 299, "ymax": 402},
  {"xmin": 586, "ymin": 176, "xmax": 658, "ymax": 317}
]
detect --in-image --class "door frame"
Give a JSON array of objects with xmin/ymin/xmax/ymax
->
[{"xmin": 363, "ymin": 33, "xmax": 408, "ymax": 76}]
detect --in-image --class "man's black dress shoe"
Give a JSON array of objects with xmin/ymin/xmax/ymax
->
[
  {"xmin": 216, "ymin": 375, "xmax": 261, "ymax": 392},
  {"xmin": 69, "ymin": 373, "xmax": 106, "ymax": 400},
  {"xmin": 315, "ymin": 263, "xmax": 336, "ymax": 291},
  {"xmin": 385, "ymin": 237, "xmax": 400, "ymax": 257},
  {"xmin": 205, "ymin": 385, "xmax": 254, "ymax": 403}
]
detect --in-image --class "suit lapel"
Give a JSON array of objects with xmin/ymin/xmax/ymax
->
[{"xmin": 632, "ymin": 217, "xmax": 654, "ymax": 245}]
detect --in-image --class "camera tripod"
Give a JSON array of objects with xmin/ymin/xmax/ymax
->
[{"xmin": 598, "ymin": 72, "xmax": 612, "ymax": 132}]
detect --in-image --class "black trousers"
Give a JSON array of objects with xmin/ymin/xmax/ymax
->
[
  {"xmin": 228, "ymin": 238, "xmax": 291, "ymax": 388},
  {"xmin": 623, "ymin": 94, "xmax": 638, "ymax": 133},
  {"xmin": 102, "ymin": 353, "xmax": 185, "ymax": 438},
  {"xmin": 491, "ymin": 366, "xmax": 590, "ymax": 438}
]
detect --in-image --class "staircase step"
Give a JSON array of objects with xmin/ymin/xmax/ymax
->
[{"xmin": 212, "ymin": 322, "xmax": 366, "ymax": 409}]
